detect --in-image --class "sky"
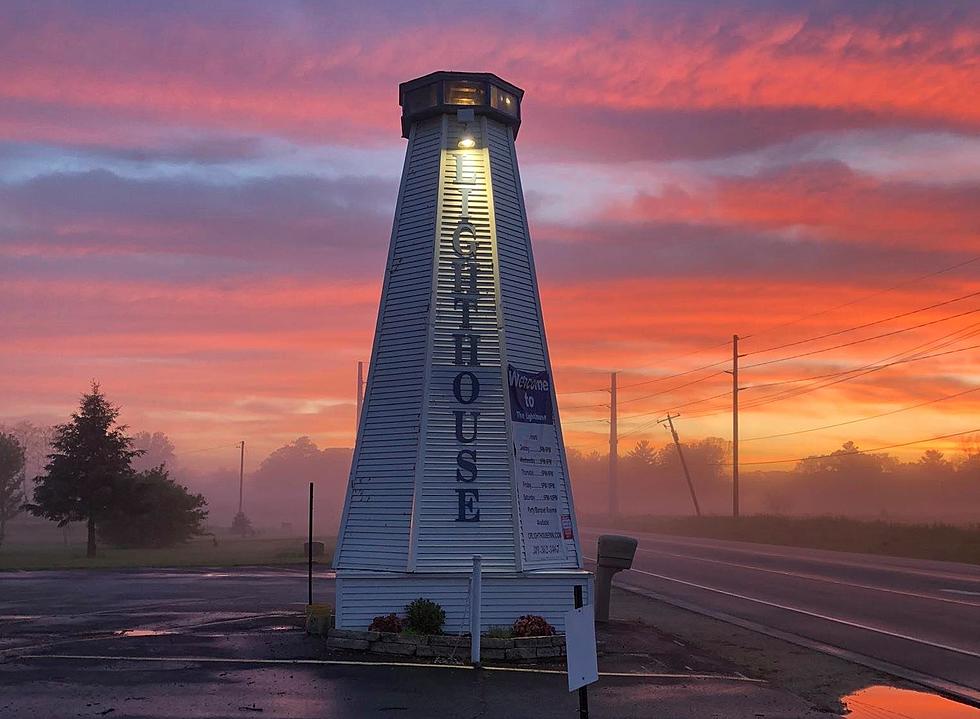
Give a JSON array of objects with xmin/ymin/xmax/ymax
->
[{"xmin": 1, "ymin": 0, "xmax": 979, "ymax": 471}]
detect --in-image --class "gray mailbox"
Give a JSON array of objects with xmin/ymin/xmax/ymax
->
[{"xmin": 595, "ymin": 534, "xmax": 638, "ymax": 622}]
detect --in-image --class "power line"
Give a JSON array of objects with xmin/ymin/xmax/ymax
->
[
  {"xmin": 727, "ymin": 428, "xmax": 980, "ymax": 467},
  {"xmin": 738, "ymin": 342, "xmax": 980, "ymax": 414},
  {"xmin": 625, "ymin": 390, "xmax": 731, "ymax": 422},
  {"xmin": 181, "ymin": 443, "xmax": 240, "ymax": 455},
  {"xmin": 617, "ymin": 371, "xmax": 727, "ymax": 405},
  {"xmin": 745, "ymin": 334, "xmax": 980, "ymax": 393},
  {"xmin": 616, "ymin": 357, "xmax": 732, "ymax": 391},
  {"xmin": 744, "ymin": 290, "xmax": 980, "ymax": 357},
  {"xmin": 558, "ymin": 386, "xmax": 609, "ymax": 396},
  {"xmin": 737, "ymin": 322, "xmax": 980, "ymax": 412},
  {"xmin": 559, "ymin": 400, "xmax": 609, "ymax": 410},
  {"xmin": 676, "ymin": 334, "xmax": 980, "ymax": 421},
  {"xmin": 741, "ymin": 254, "xmax": 980, "ymax": 341},
  {"xmin": 741, "ymin": 386, "xmax": 980, "ymax": 442},
  {"xmin": 741, "ymin": 307, "xmax": 980, "ymax": 370},
  {"xmin": 562, "ymin": 416, "xmax": 608, "ymax": 425}
]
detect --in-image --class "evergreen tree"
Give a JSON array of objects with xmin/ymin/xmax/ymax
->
[
  {"xmin": 99, "ymin": 465, "xmax": 208, "ymax": 548},
  {"xmin": 0, "ymin": 432, "xmax": 26, "ymax": 548},
  {"xmin": 27, "ymin": 383, "xmax": 142, "ymax": 557}
]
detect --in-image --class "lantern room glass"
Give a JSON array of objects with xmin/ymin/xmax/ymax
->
[
  {"xmin": 445, "ymin": 80, "xmax": 486, "ymax": 106},
  {"xmin": 491, "ymin": 85, "xmax": 518, "ymax": 116}
]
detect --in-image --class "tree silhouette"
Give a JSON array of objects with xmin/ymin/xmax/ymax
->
[
  {"xmin": 99, "ymin": 465, "xmax": 208, "ymax": 548},
  {"xmin": 131, "ymin": 431, "xmax": 177, "ymax": 473},
  {"xmin": 27, "ymin": 383, "xmax": 142, "ymax": 557},
  {"xmin": 0, "ymin": 432, "xmax": 26, "ymax": 548}
]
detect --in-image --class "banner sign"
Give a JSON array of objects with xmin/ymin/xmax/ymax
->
[
  {"xmin": 509, "ymin": 365, "xmax": 568, "ymax": 564},
  {"xmin": 508, "ymin": 366, "xmax": 554, "ymax": 425}
]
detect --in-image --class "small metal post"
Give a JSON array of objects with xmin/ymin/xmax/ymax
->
[
  {"xmin": 574, "ymin": 585, "xmax": 589, "ymax": 719},
  {"xmin": 308, "ymin": 482, "xmax": 314, "ymax": 606},
  {"xmin": 470, "ymin": 555, "xmax": 482, "ymax": 666}
]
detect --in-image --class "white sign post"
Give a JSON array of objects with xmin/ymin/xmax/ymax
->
[
  {"xmin": 566, "ymin": 585, "xmax": 597, "ymax": 719},
  {"xmin": 565, "ymin": 605, "xmax": 598, "ymax": 692}
]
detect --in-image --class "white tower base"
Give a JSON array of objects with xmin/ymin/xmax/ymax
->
[{"xmin": 337, "ymin": 570, "xmax": 592, "ymax": 633}]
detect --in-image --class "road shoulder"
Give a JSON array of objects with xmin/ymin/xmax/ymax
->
[{"xmin": 607, "ymin": 585, "xmax": 902, "ymax": 713}]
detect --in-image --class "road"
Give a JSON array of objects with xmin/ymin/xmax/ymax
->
[{"xmin": 581, "ymin": 527, "xmax": 980, "ymax": 703}]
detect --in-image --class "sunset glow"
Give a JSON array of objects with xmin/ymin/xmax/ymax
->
[{"xmin": 2, "ymin": 1, "xmax": 978, "ymax": 470}]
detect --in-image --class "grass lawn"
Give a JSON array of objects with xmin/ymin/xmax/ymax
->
[
  {"xmin": 593, "ymin": 515, "xmax": 980, "ymax": 565},
  {"xmin": 0, "ymin": 535, "xmax": 336, "ymax": 571}
]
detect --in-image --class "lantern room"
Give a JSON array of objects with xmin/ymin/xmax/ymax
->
[{"xmin": 398, "ymin": 71, "xmax": 524, "ymax": 139}]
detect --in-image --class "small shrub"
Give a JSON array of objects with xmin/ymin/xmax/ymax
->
[
  {"xmin": 512, "ymin": 614, "xmax": 555, "ymax": 637},
  {"xmin": 486, "ymin": 625, "xmax": 514, "ymax": 639},
  {"xmin": 404, "ymin": 597, "xmax": 446, "ymax": 635},
  {"xmin": 369, "ymin": 613, "xmax": 403, "ymax": 633}
]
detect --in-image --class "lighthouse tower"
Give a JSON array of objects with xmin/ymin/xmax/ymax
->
[{"xmin": 334, "ymin": 72, "xmax": 590, "ymax": 631}]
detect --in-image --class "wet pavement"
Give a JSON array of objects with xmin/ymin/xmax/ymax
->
[
  {"xmin": 1, "ymin": 566, "xmax": 976, "ymax": 717},
  {"xmin": 580, "ymin": 527, "xmax": 980, "ymax": 701}
]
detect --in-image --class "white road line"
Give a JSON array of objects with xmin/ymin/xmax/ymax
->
[
  {"xmin": 618, "ymin": 564, "xmax": 980, "ymax": 659},
  {"xmin": 629, "ymin": 546, "xmax": 980, "ymax": 607},
  {"xmin": 12, "ymin": 653, "xmax": 764, "ymax": 682},
  {"xmin": 942, "ymin": 589, "xmax": 980, "ymax": 597},
  {"xmin": 581, "ymin": 528, "xmax": 980, "ymax": 583},
  {"xmin": 612, "ymin": 580, "xmax": 980, "ymax": 707}
]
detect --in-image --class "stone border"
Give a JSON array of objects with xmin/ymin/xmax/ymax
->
[{"xmin": 324, "ymin": 628, "xmax": 566, "ymax": 662}]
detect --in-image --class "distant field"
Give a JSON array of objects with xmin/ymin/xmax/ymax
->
[
  {"xmin": 0, "ymin": 535, "xmax": 336, "ymax": 571},
  {"xmin": 589, "ymin": 515, "xmax": 980, "ymax": 565}
]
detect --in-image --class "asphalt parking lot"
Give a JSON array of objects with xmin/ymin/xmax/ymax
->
[{"xmin": 0, "ymin": 567, "xmax": 835, "ymax": 718}]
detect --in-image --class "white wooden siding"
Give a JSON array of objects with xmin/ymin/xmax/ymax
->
[
  {"xmin": 488, "ymin": 121, "xmax": 583, "ymax": 569},
  {"xmin": 337, "ymin": 111, "xmax": 582, "ymax": 580},
  {"xmin": 411, "ymin": 117, "xmax": 517, "ymax": 570},
  {"xmin": 334, "ymin": 117, "xmax": 442, "ymax": 571},
  {"xmin": 337, "ymin": 571, "xmax": 592, "ymax": 632}
]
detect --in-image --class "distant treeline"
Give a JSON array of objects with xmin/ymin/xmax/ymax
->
[
  {"xmin": 5, "ymin": 419, "xmax": 978, "ymax": 533},
  {"xmin": 568, "ymin": 438, "xmax": 980, "ymax": 523}
]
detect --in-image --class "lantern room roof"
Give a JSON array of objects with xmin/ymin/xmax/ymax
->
[{"xmin": 399, "ymin": 71, "xmax": 525, "ymax": 139}]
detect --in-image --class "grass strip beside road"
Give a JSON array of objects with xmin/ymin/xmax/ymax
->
[
  {"xmin": 586, "ymin": 515, "xmax": 980, "ymax": 565},
  {"xmin": 0, "ymin": 536, "xmax": 336, "ymax": 571}
]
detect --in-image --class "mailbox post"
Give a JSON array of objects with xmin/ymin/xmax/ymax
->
[{"xmin": 595, "ymin": 535, "xmax": 638, "ymax": 622}]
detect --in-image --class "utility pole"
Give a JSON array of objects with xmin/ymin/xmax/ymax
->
[
  {"xmin": 608, "ymin": 371, "xmax": 618, "ymax": 518},
  {"xmin": 659, "ymin": 413, "xmax": 701, "ymax": 517},
  {"xmin": 238, "ymin": 440, "xmax": 245, "ymax": 516},
  {"xmin": 356, "ymin": 360, "xmax": 365, "ymax": 436},
  {"xmin": 732, "ymin": 335, "xmax": 740, "ymax": 518}
]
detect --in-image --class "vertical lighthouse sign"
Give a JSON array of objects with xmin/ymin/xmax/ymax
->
[{"xmin": 333, "ymin": 72, "xmax": 590, "ymax": 632}]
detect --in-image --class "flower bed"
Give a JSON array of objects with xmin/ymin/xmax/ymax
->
[{"xmin": 323, "ymin": 628, "xmax": 566, "ymax": 662}]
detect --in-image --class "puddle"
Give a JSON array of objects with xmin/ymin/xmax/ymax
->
[
  {"xmin": 114, "ymin": 629, "xmax": 176, "ymax": 637},
  {"xmin": 843, "ymin": 686, "xmax": 980, "ymax": 718}
]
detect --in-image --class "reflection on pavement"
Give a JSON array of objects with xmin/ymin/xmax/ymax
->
[{"xmin": 843, "ymin": 685, "xmax": 980, "ymax": 718}]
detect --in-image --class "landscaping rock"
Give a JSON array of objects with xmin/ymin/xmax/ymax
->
[
  {"xmin": 326, "ymin": 637, "xmax": 369, "ymax": 651},
  {"xmin": 373, "ymin": 642, "xmax": 416, "ymax": 656},
  {"xmin": 395, "ymin": 634, "xmax": 428, "ymax": 645},
  {"xmin": 535, "ymin": 647, "xmax": 561, "ymax": 658},
  {"xmin": 505, "ymin": 647, "xmax": 536, "ymax": 661},
  {"xmin": 481, "ymin": 638, "xmax": 512, "ymax": 649},
  {"xmin": 327, "ymin": 629, "xmax": 379, "ymax": 642},
  {"xmin": 480, "ymin": 649, "xmax": 506, "ymax": 661}
]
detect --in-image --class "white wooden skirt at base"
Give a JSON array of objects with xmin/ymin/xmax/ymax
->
[{"xmin": 336, "ymin": 569, "xmax": 593, "ymax": 632}]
